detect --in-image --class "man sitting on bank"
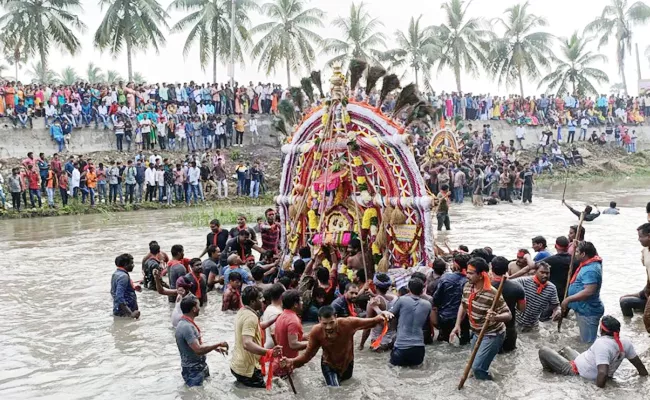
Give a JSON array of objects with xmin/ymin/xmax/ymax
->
[{"xmin": 538, "ymin": 315, "xmax": 647, "ymax": 388}]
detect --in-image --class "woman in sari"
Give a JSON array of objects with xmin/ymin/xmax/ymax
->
[
  {"xmin": 4, "ymin": 83, "xmax": 15, "ymax": 111},
  {"xmin": 234, "ymin": 88, "xmax": 242, "ymax": 114},
  {"xmin": 445, "ymin": 95, "xmax": 453, "ymax": 119},
  {"xmin": 271, "ymin": 91, "xmax": 278, "ymax": 114}
]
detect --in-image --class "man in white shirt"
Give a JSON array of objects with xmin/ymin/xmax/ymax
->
[
  {"xmin": 145, "ymin": 164, "xmax": 157, "ymax": 202},
  {"xmin": 515, "ymin": 124, "xmax": 525, "ymax": 150},
  {"xmin": 579, "ymin": 116, "xmax": 589, "ymax": 141},
  {"xmin": 249, "ymin": 116, "xmax": 258, "ymax": 144},
  {"xmin": 44, "ymin": 102, "xmax": 57, "ymax": 127},
  {"xmin": 71, "ymin": 165, "xmax": 81, "ymax": 198},
  {"xmin": 97, "ymin": 104, "xmax": 109, "ymax": 130},
  {"xmin": 155, "ymin": 165, "xmax": 165, "ymax": 203},
  {"xmin": 538, "ymin": 315, "xmax": 647, "ymax": 388},
  {"xmin": 187, "ymin": 161, "xmax": 201, "ymax": 204},
  {"xmin": 71, "ymin": 101, "xmax": 82, "ymax": 127}
]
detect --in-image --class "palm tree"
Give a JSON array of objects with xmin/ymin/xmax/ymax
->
[
  {"xmin": 646, "ymin": 45, "xmax": 650, "ymax": 66},
  {"xmin": 433, "ymin": 0, "xmax": 490, "ymax": 94},
  {"xmin": 168, "ymin": 0, "xmax": 256, "ymax": 83},
  {"xmin": 383, "ymin": 15, "xmax": 439, "ymax": 88},
  {"xmin": 0, "ymin": 0, "xmax": 86, "ymax": 76},
  {"xmin": 58, "ymin": 66, "xmax": 80, "ymax": 85},
  {"xmin": 132, "ymin": 72, "xmax": 146, "ymax": 84},
  {"xmin": 585, "ymin": 0, "xmax": 650, "ymax": 95},
  {"xmin": 321, "ymin": 2, "xmax": 386, "ymax": 69},
  {"xmin": 489, "ymin": 1, "xmax": 554, "ymax": 98},
  {"xmin": 94, "ymin": 0, "xmax": 170, "ymax": 81},
  {"xmin": 106, "ymin": 70, "xmax": 124, "ymax": 84},
  {"xmin": 250, "ymin": 0, "xmax": 324, "ymax": 87},
  {"xmin": 86, "ymin": 62, "xmax": 105, "ymax": 84},
  {"xmin": 27, "ymin": 61, "xmax": 57, "ymax": 84},
  {"xmin": 1, "ymin": 36, "xmax": 28, "ymax": 81},
  {"xmin": 538, "ymin": 32, "xmax": 609, "ymax": 96}
]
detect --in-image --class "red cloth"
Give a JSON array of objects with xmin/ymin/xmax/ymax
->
[
  {"xmin": 533, "ymin": 275, "xmax": 548, "ymax": 294},
  {"xmin": 272, "ymin": 310, "xmax": 303, "ymax": 376},
  {"xmin": 27, "ymin": 170, "xmax": 40, "ymax": 190},
  {"xmin": 570, "ymin": 255, "xmax": 603, "ymax": 284}
]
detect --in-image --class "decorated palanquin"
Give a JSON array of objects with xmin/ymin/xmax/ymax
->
[
  {"xmin": 275, "ymin": 63, "xmax": 435, "ymax": 272},
  {"xmin": 426, "ymin": 128, "xmax": 463, "ymax": 163}
]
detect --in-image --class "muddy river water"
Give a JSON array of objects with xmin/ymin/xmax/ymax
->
[{"xmin": 1, "ymin": 179, "xmax": 649, "ymax": 400}]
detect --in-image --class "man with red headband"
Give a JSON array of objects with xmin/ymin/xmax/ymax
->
[
  {"xmin": 619, "ymin": 223, "xmax": 650, "ymax": 333},
  {"xmin": 508, "ymin": 249, "xmax": 534, "ymax": 277},
  {"xmin": 433, "ymin": 253, "xmax": 471, "ymax": 344},
  {"xmin": 451, "ymin": 257, "xmax": 511, "ymax": 380},
  {"xmin": 561, "ymin": 241, "xmax": 604, "ymax": 343},
  {"xmin": 538, "ymin": 315, "xmax": 647, "ymax": 388}
]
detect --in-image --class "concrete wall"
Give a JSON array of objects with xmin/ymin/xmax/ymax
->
[
  {"xmin": 0, "ymin": 117, "xmax": 647, "ymax": 159},
  {"xmin": 0, "ymin": 116, "xmax": 281, "ymax": 158}
]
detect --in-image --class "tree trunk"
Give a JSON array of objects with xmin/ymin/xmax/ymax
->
[
  {"xmin": 40, "ymin": 47, "xmax": 47, "ymax": 83},
  {"xmin": 414, "ymin": 67, "xmax": 419, "ymax": 88},
  {"xmin": 212, "ymin": 43, "xmax": 218, "ymax": 84},
  {"xmin": 126, "ymin": 37, "xmax": 133, "ymax": 81},
  {"xmin": 454, "ymin": 62, "xmax": 461, "ymax": 93},
  {"xmin": 15, "ymin": 63, "xmax": 18, "ymax": 81},
  {"xmin": 286, "ymin": 57, "xmax": 291, "ymax": 87},
  {"xmin": 518, "ymin": 67, "xmax": 525, "ymax": 98},
  {"xmin": 618, "ymin": 43, "xmax": 628, "ymax": 96}
]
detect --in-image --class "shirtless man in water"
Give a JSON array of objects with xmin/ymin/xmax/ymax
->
[{"xmin": 283, "ymin": 304, "xmax": 393, "ymax": 386}]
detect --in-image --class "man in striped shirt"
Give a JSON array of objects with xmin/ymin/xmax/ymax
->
[
  {"xmin": 451, "ymin": 257, "xmax": 511, "ymax": 380},
  {"xmin": 513, "ymin": 262, "xmax": 561, "ymax": 330}
]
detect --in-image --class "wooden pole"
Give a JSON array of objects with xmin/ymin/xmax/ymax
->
[
  {"xmin": 286, "ymin": 371, "xmax": 297, "ymax": 394},
  {"xmin": 458, "ymin": 276, "xmax": 507, "ymax": 390},
  {"xmin": 561, "ymin": 168, "xmax": 569, "ymax": 203},
  {"xmin": 557, "ymin": 212, "xmax": 585, "ymax": 332}
]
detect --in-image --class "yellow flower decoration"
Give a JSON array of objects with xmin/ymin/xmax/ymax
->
[
  {"xmin": 308, "ymin": 209, "xmax": 319, "ymax": 230},
  {"xmin": 322, "ymin": 114, "xmax": 329, "ymax": 125},
  {"xmin": 361, "ymin": 207, "xmax": 378, "ymax": 229},
  {"xmin": 322, "ymin": 259, "xmax": 331, "ymax": 271},
  {"xmin": 371, "ymin": 242, "xmax": 381, "ymax": 255},
  {"xmin": 357, "ymin": 176, "xmax": 367, "ymax": 185},
  {"xmin": 314, "ymin": 152, "xmax": 322, "ymax": 161},
  {"xmin": 311, "ymin": 170, "xmax": 320, "ymax": 180},
  {"xmin": 353, "ymin": 156, "xmax": 363, "ymax": 167},
  {"xmin": 343, "ymin": 112, "xmax": 351, "ymax": 124}
]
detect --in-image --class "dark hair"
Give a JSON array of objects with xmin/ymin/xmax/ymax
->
[
  {"xmin": 349, "ymin": 238, "xmax": 361, "ymax": 250},
  {"xmin": 411, "ymin": 271, "xmax": 427, "ymax": 283},
  {"xmin": 171, "ymin": 244, "xmax": 184, "ymax": 257},
  {"xmin": 180, "ymin": 295, "xmax": 199, "ymax": 314},
  {"xmin": 316, "ymin": 266, "xmax": 330, "ymax": 284},
  {"xmin": 441, "ymin": 184, "xmax": 449, "ymax": 191},
  {"xmin": 209, "ymin": 219, "xmax": 220, "ymax": 226},
  {"xmin": 115, "ymin": 253, "xmax": 133, "ymax": 267},
  {"xmin": 454, "ymin": 253, "xmax": 471, "ymax": 270},
  {"xmin": 265, "ymin": 208, "xmax": 275, "ymax": 216},
  {"xmin": 535, "ymin": 261, "xmax": 550, "ymax": 271},
  {"xmin": 570, "ymin": 225, "xmax": 586, "ymax": 241},
  {"xmin": 344, "ymin": 282, "xmax": 358, "ymax": 293},
  {"xmin": 238, "ymin": 230, "xmax": 250, "ymax": 238},
  {"xmin": 458, "ymin": 245, "xmax": 469, "ymax": 253},
  {"xmin": 356, "ymin": 268, "xmax": 367, "ymax": 283},
  {"xmin": 555, "ymin": 236, "xmax": 569, "ymax": 248},
  {"xmin": 468, "ymin": 257, "xmax": 489, "ymax": 273},
  {"xmin": 251, "ymin": 266, "xmax": 265, "ymax": 281},
  {"xmin": 190, "ymin": 257, "xmax": 202, "ymax": 267},
  {"xmin": 532, "ymin": 236, "xmax": 547, "ymax": 248},
  {"xmin": 207, "ymin": 245, "xmax": 218, "ymax": 257},
  {"xmin": 312, "ymin": 286, "xmax": 326, "ymax": 299},
  {"xmin": 638, "ymin": 223, "xmax": 650, "ymax": 236},
  {"xmin": 229, "ymin": 271, "xmax": 242, "ymax": 283},
  {"xmin": 281, "ymin": 290, "xmax": 301, "ymax": 310},
  {"xmin": 490, "ymin": 256, "xmax": 509, "ymax": 276},
  {"xmin": 266, "ymin": 283, "xmax": 285, "ymax": 301},
  {"xmin": 432, "ymin": 258, "xmax": 447, "ymax": 274},
  {"xmin": 318, "ymin": 305, "xmax": 335, "ymax": 319},
  {"xmin": 584, "ymin": 205, "xmax": 593, "ymax": 214},
  {"xmin": 278, "ymin": 276, "xmax": 292, "ymax": 288},
  {"xmin": 470, "ymin": 248, "xmax": 490, "ymax": 262},
  {"xmin": 609, "ymin": 201, "xmax": 617, "ymax": 208},
  {"xmin": 338, "ymin": 275, "xmax": 351, "ymax": 294},
  {"xmin": 646, "ymin": 202, "xmax": 650, "ymax": 213},
  {"xmin": 398, "ymin": 287, "xmax": 409, "ymax": 296},
  {"xmin": 600, "ymin": 315, "xmax": 621, "ymax": 336},
  {"xmin": 298, "ymin": 246, "xmax": 311, "ymax": 259},
  {"xmin": 408, "ymin": 277, "xmax": 425, "ymax": 295},
  {"xmin": 577, "ymin": 241, "xmax": 598, "ymax": 258},
  {"xmin": 241, "ymin": 286, "xmax": 261, "ymax": 306},
  {"xmin": 293, "ymin": 259, "xmax": 306, "ymax": 275},
  {"xmin": 149, "ymin": 243, "xmax": 160, "ymax": 255}
]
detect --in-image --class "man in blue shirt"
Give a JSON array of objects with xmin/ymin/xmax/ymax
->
[
  {"xmin": 562, "ymin": 242, "xmax": 603, "ymax": 343},
  {"xmin": 433, "ymin": 253, "xmax": 470, "ymax": 344},
  {"xmin": 111, "ymin": 253, "xmax": 141, "ymax": 318},
  {"xmin": 81, "ymin": 99, "xmax": 92, "ymax": 127},
  {"xmin": 532, "ymin": 236, "xmax": 552, "ymax": 261},
  {"xmin": 15, "ymin": 101, "xmax": 30, "ymax": 128},
  {"xmin": 222, "ymin": 254, "xmax": 254, "ymax": 286}
]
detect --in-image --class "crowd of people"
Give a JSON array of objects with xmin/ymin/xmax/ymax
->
[
  {"xmin": 0, "ymin": 150, "xmax": 268, "ymax": 211},
  {"xmin": 424, "ymin": 91, "xmax": 649, "ymax": 127},
  {"xmin": 111, "ymin": 206, "xmax": 650, "ymax": 390}
]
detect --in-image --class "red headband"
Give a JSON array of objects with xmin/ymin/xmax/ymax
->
[
  {"xmin": 600, "ymin": 322, "xmax": 623, "ymax": 353},
  {"xmin": 517, "ymin": 250, "xmax": 526, "ymax": 258}
]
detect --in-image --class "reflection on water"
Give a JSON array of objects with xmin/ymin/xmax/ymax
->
[{"xmin": 1, "ymin": 191, "xmax": 649, "ymax": 400}]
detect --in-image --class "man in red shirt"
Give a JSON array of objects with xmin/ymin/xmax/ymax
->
[
  {"xmin": 273, "ymin": 290, "xmax": 308, "ymax": 376},
  {"xmin": 26, "ymin": 164, "xmax": 42, "ymax": 208}
]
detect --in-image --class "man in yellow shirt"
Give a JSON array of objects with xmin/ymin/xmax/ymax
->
[
  {"xmin": 230, "ymin": 286, "xmax": 281, "ymax": 388},
  {"xmin": 235, "ymin": 114, "xmax": 246, "ymax": 147}
]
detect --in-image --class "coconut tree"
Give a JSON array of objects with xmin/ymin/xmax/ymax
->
[
  {"xmin": 86, "ymin": 62, "xmax": 105, "ymax": 84},
  {"xmin": 94, "ymin": 0, "xmax": 170, "ymax": 81},
  {"xmin": 433, "ymin": 0, "xmax": 490, "ymax": 94},
  {"xmin": 168, "ymin": 0, "xmax": 256, "ymax": 83},
  {"xmin": 0, "ymin": 0, "xmax": 86, "ymax": 77},
  {"xmin": 646, "ymin": 45, "xmax": 650, "ymax": 66},
  {"xmin": 321, "ymin": 2, "xmax": 386, "ymax": 69},
  {"xmin": 1, "ymin": 36, "xmax": 28, "ymax": 81},
  {"xmin": 106, "ymin": 70, "xmax": 124, "ymax": 84},
  {"xmin": 58, "ymin": 66, "xmax": 80, "ymax": 85},
  {"xmin": 250, "ymin": 0, "xmax": 324, "ymax": 86},
  {"xmin": 383, "ymin": 15, "xmax": 439, "ymax": 88},
  {"xmin": 585, "ymin": 0, "xmax": 650, "ymax": 95},
  {"xmin": 27, "ymin": 61, "xmax": 57, "ymax": 84},
  {"xmin": 489, "ymin": 1, "xmax": 554, "ymax": 98},
  {"xmin": 132, "ymin": 72, "xmax": 146, "ymax": 84},
  {"xmin": 538, "ymin": 32, "xmax": 609, "ymax": 96}
]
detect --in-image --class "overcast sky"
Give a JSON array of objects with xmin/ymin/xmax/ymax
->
[{"xmin": 9, "ymin": 0, "xmax": 650, "ymax": 95}]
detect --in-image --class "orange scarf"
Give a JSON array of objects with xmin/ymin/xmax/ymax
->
[
  {"xmin": 180, "ymin": 315, "xmax": 202, "ymax": 344},
  {"xmin": 466, "ymin": 266, "xmax": 491, "ymax": 328},
  {"xmin": 532, "ymin": 275, "xmax": 547, "ymax": 294},
  {"xmin": 190, "ymin": 270, "xmax": 202, "ymax": 299},
  {"xmin": 569, "ymin": 255, "xmax": 602, "ymax": 284},
  {"xmin": 212, "ymin": 228, "xmax": 222, "ymax": 246},
  {"xmin": 257, "ymin": 318, "xmax": 276, "ymax": 390},
  {"xmin": 600, "ymin": 322, "xmax": 624, "ymax": 354},
  {"xmin": 347, "ymin": 299, "xmax": 357, "ymax": 317}
]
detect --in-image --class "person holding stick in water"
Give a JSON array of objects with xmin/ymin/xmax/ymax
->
[
  {"xmin": 561, "ymin": 241, "xmax": 604, "ymax": 343},
  {"xmin": 538, "ymin": 315, "xmax": 647, "ymax": 388},
  {"xmin": 452, "ymin": 257, "xmax": 511, "ymax": 381},
  {"xmin": 562, "ymin": 200, "xmax": 601, "ymax": 221}
]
